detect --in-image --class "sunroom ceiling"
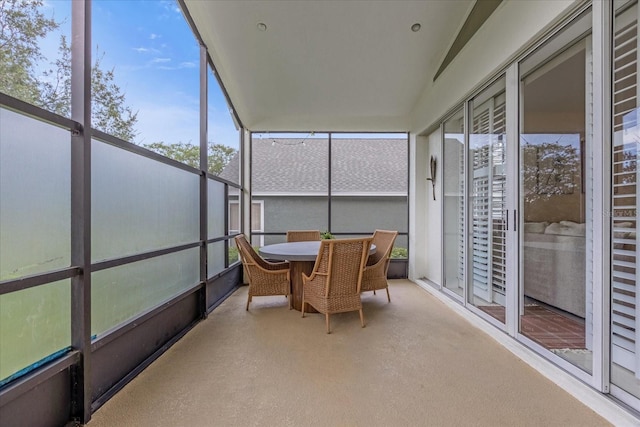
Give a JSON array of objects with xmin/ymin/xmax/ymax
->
[{"xmin": 183, "ymin": 0, "xmax": 474, "ymax": 132}]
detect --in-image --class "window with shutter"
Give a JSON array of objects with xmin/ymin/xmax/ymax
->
[
  {"xmin": 472, "ymin": 108, "xmax": 492, "ymax": 302},
  {"xmin": 459, "ymin": 134, "xmax": 466, "ymax": 293},
  {"xmin": 612, "ymin": 1, "xmax": 640, "ymax": 386},
  {"xmin": 469, "ymin": 79, "xmax": 507, "ymax": 318},
  {"xmin": 492, "ymin": 102, "xmax": 507, "ymax": 302}
]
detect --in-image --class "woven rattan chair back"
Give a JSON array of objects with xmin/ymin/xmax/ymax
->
[
  {"xmin": 286, "ymin": 230, "xmax": 321, "ymax": 242},
  {"xmin": 360, "ymin": 230, "xmax": 398, "ymax": 302},
  {"xmin": 318, "ymin": 238, "xmax": 371, "ymax": 296},
  {"xmin": 301, "ymin": 237, "xmax": 372, "ymax": 333},
  {"xmin": 368, "ymin": 230, "xmax": 398, "ymax": 266},
  {"xmin": 234, "ymin": 234, "xmax": 291, "ymax": 310},
  {"xmin": 236, "ymin": 234, "xmax": 274, "ymax": 271}
]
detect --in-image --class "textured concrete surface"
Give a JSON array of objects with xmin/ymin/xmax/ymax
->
[{"xmin": 87, "ymin": 280, "xmax": 609, "ymax": 427}]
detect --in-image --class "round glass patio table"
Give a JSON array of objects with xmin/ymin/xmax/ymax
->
[{"xmin": 259, "ymin": 241, "xmax": 376, "ymax": 312}]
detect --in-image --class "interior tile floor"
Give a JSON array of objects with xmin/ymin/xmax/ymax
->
[{"xmin": 479, "ymin": 303, "xmax": 586, "ymax": 349}]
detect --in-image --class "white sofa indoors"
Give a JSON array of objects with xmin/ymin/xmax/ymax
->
[{"xmin": 523, "ymin": 221, "xmax": 586, "ymax": 318}]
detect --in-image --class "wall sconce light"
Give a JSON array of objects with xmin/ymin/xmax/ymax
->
[{"xmin": 426, "ymin": 155, "xmax": 436, "ymax": 200}]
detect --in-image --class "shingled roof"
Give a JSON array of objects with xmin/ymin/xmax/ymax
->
[{"xmin": 220, "ymin": 138, "xmax": 407, "ymax": 195}]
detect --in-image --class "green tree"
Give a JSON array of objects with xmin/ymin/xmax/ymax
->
[
  {"xmin": 144, "ymin": 142, "xmax": 236, "ymax": 175},
  {"xmin": 1, "ymin": 0, "xmax": 138, "ymax": 141},
  {"xmin": 90, "ymin": 50, "xmax": 138, "ymax": 141},
  {"xmin": 145, "ymin": 142, "xmax": 200, "ymax": 169},
  {"xmin": 208, "ymin": 143, "xmax": 237, "ymax": 175},
  {"xmin": 39, "ymin": 36, "xmax": 138, "ymax": 141},
  {"xmin": 0, "ymin": 0, "xmax": 58, "ymax": 104},
  {"xmin": 39, "ymin": 35, "xmax": 71, "ymax": 117},
  {"xmin": 522, "ymin": 140, "xmax": 581, "ymax": 204}
]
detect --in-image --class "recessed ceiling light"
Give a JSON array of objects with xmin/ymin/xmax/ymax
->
[
  {"xmin": 257, "ymin": 22, "xmax": 267, "ymax": 31},
  {"xmin": 411, "ymin": 23, "xmax": 421, "ymax": 32}
]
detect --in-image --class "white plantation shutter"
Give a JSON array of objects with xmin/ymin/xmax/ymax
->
[
  {"xmin": 491, "ymin": 101, "xmax": 507, "ymax": 304},
  {"xmin": 458, "ymin": 135, "xmax": 466, "ymax": 289},
  {"xmin": 471, "ymin": 96, "xmax": 507, "ymax": 304},
  {"xmin": 585, "ymin": 36, "xmax": 594, "ymax": 351},
  {"xmin": 472, "ymin": 108, "xmax": 492, "ymax": 301},
  {"xmin": 612, "ymin": 5, "xmax": 640, "ymax": 378}
]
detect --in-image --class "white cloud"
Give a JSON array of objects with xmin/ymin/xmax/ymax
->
[
  {"xmin": 133, "ymin": 47, "xmax": 160, "ymax": 54},
  {"xmin": 157, "ymin": 62, "xmax": 197, "ymax": 71},
  {"xmin": 152, "ymin": 57, "xmax": 172, "ymax": 63},
  {"xmin": 158, "ymin": 1, "xmax": 183, "ymax": 17},
  {"xmin": 149, "ymin": 33, "xmax": 160, "ymax": 40}
]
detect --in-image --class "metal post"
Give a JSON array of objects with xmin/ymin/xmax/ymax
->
[
  {"xmin": 405, "ymin": 132, "xmax": 410, "ymax": 277},
  {"xmin": 70, "ymin": 0, "xmax": 92, "ymax": 422},
  {"xmin": 328, "ymin": 133, "xmax": 332, "ymax": 233},
  {"xmin": 245, "ymin": 131, "xmax": 252, "ymax": 242},
  {"xmin": 200, "ymin": 44, "xmax": 208, "ymax": 316}
]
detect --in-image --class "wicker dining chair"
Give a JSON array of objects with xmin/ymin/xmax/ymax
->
[
  {"xmin": 360, "ymin": 230, "xmax": 398, "ymax": 302},
  {"xmin": 286, "ymin": 230, "xmax": 321, "ymax": 242},
  {"xmin": 235, "ymin": 234, "xmax": 291, "ymax": 310},
  {"xmin": 301, "ymin": 237, "xmax": 372, "ymax": 333}
]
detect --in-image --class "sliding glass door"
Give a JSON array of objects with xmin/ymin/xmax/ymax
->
[
  {"xmin": 435, "ymin": 1, "xmax": 640, "ymax": 410},
  {"xmin": 467, "ymin": 77, "xmax": 507, "ymax": 323},
  {"xmin": 443, "ymin": 109, "xmax": 465, "ymax": 298},
  {"xmin": 518, "ymin": 10, "xmax": 593, "ymax": 374}
]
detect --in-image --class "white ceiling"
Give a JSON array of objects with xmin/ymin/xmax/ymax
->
[{"xmin": 183, "ymin": 0, "xmax": 474, "ymax": 132}]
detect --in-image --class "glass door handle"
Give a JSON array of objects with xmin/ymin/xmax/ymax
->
[{"xmin": 505, "ymin": 210, "xmax": 517, "ymax": 231}]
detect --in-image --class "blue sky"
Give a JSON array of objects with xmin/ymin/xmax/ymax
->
[{"xmin": 41, "ymin": 0, "xmax": 239, "ymax": 149}]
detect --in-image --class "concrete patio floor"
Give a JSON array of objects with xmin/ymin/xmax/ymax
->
[{"xmin": 87, "ymin": 280, "xmax": 612, "ymax": 426}]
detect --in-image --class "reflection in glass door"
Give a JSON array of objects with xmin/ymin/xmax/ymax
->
[
  {"xmin": 468, "ymin": 77, "xmax": 507, "ymax": 323},
  {"xmin": 443, "ymin": 109, "xmax": 465, "ymax": 297},
  {"xmin": 519, "ymin": 18, "xmax": 593, "ymax": 374}
]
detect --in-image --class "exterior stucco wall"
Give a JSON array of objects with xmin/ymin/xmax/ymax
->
[
  {"xmin": 260, "ymin": 196, "xmax": 329, "ymax": 238},
  {"xmin": 254, "ymin": 195, "xmax": 407, "ymax": 245},
  {"xmin": 331, "ymin": 196, "xmax": 408, "ymax": 233},
  {"xmin": 425, "ymin": 130, "xmax": 443, "ymax": 284}
]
